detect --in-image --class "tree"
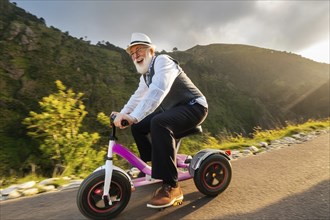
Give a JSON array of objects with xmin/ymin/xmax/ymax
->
[{"xmin": 23, "ymin": 80, "xmax": 105, "ymax": 176}]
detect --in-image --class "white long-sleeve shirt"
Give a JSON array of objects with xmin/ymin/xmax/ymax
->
[{"xmin": 120, "ymin": 55, "xmax": 207, "ymax": 122}]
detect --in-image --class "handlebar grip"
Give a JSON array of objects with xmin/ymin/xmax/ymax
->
[
  {"xmin": 110, "ymin": 115, "xmax": 129, "ymax": 127},
  {"xmin": 121, "ymin": 120, "xmax": 129, "ymax": 126},
  {"xmin": 110, "ymin": 115, "xmax": 116, "ymax": 123}
]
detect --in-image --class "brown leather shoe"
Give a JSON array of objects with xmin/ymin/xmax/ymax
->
[{"xmin": 147, "ymin": 184, "xmax": 183, "ymax": 208}]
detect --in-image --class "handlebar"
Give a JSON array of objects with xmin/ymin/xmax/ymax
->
[{"xmin": 110, "ymin": 115, "xmax": 129, "ymax": 127}]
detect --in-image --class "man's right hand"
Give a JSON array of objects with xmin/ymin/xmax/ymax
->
[
  {"xmin": 110, "ymin": 111, "xmax": 119, "ymax": 118},
  {"xmin": 112, "ymin": 112, "xmax": 136, "ymax": 129}
]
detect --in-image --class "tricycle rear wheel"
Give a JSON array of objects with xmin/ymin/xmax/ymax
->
[{"xmin": 193, "ymin": 154, "xmax": 232, "ymax": 196}]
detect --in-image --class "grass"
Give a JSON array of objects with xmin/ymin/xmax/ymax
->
[
  {"xmin": 252, "ymin": 118, "xmax": 329, "ymax": 142},
  {"xmin": 217, "ymin": 118, "xmax": 329, "ymax": 151},
  {"xmin": 179, "ymin": 118, "xmax": 329, "ymax": 156}
]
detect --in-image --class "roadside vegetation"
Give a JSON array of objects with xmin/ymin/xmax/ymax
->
[
  {"xmin": 0, "ymin": 80, "xmax": 329, "ymax": 189},
  {"xmin": 179, "ymin": 118, "xmax": 329, "ymax": 154},
  {"xmin": 2, "ymin": 116, "xmax": 328, "ymax": 189}
]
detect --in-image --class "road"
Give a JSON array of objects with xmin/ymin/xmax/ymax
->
[{"xmin": 1, "ymin": 132, "xmax": 329, "ymax": 220}]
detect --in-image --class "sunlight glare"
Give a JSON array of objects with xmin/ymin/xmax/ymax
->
[{"xmin": 298, "ymin": 40, "xmax": 330, "ymax": 64}]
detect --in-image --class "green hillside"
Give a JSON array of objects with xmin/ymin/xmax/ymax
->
[
  {"xmin": 0, "ymin": 0, "xmax": 329, "ymax": 177},
  {"xmin": 171, "ymin": 44, "xmax": 329, "ymax": 132}
]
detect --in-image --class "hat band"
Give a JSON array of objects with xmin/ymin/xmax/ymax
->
[{"xmin": 130, "ymin": 40, "xmax": 151, "ymax": 45}]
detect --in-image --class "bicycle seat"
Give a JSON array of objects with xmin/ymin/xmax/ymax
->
[{"xmin": 174, "ymin": 125, "xmax": 203, "ymax": 139}]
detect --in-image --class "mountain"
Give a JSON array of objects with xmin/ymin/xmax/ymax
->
[
  {"xmin": 170, "ymin": 44, "xmax": 329, "ymax": 133},
  {"xmin": 0, "ymin": 0, "xmax": 329, "ymax": 176}
]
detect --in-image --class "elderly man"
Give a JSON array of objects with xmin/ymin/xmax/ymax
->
[{"xmin": 112, "ymin": 33, "xmax": 208, "ymax": 208}]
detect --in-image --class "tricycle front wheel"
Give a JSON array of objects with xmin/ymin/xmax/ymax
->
[{"xmin": 76, "ymin": 169, "xmax": 131, "ymax": 219}]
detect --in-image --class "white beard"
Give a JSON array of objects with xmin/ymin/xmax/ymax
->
[{"xmin": 134, "ymin": 51, "xmax": 153, "ymax": 74}]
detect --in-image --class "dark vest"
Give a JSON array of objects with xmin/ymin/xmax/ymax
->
[{"xmin": 143, "ymin": 55, "xmax": 204, "ymax": 111}]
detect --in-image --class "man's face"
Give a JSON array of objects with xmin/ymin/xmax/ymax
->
[{"xmin": 130, "ymin": 45, "xmax": 153, "ymax": 74}]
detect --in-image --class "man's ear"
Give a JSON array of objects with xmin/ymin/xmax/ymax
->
[{"xmin": 149, "ymin": 47, "xmax": 155, "ymax": 55}]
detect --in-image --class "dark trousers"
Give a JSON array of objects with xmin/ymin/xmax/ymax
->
[{"xmin": 131, "ymin": 103, "xmax": 208, "ymax": 186}]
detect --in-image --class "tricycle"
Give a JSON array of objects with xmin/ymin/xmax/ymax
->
[{"xmin": 77, "ymin": 116, "xmax": 232, "ymax": 219}]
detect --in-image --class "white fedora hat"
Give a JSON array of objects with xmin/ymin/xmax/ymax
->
[{"xmin": 126, "ymin": 33, "xmax": 155, "ymax": 53}]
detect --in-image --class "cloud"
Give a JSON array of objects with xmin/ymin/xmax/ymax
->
[
  {"xmin": 14, "ymin": 0, "xmax": 329, "ymax": 56},
  {"xmin": 100, "ymin": 1, "xmax": 329, "ymax": 54},
  {"xmin": 102, "ymin": 1, "xmax": 257, "ymax": 51},
  {"xmin": 249, "ymin": 1, "xmax": 329, "ymax": 51}
]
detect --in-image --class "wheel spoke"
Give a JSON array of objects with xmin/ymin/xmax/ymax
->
[
  {"xmin": 215, "ymin": 174, "xmax": 224, "ymax": 183},
  {"xmin": 214, "ymin": 164, "xmax": 222, "ymax": 174},
  {"xmin": 91, "ymin": 194, "xmax": 103, "ymax": 205},
  {"xmin": 209, "ymin": 165, "xmax": 216, "ymax": 173},
  {"xmin": 110, "ymin": 196, "xmax": 121, "ymax": 202},
  {"xmin": 205, "ymin": 172, "xmax": 213, "ymax": 184}
]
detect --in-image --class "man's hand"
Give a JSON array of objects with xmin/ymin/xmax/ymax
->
[
  {"xmin": 112, "ymin": 112, "xmax": 137, "ymax": 129},
  {"xmin": 110, "ymin": 111, "xmax": 119, "ymax": 118}
]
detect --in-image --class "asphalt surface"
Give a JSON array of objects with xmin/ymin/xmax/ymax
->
[{"xmin": 1, "ymin": 132, "xmax": 329, "ymax": 220}]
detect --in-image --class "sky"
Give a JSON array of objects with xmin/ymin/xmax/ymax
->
[{"xmin": 11, "ymin": 0, "xmax": 330, "ymax": 64}]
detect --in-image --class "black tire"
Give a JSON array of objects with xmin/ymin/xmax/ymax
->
[
  {"xmin": 193, "ymin": 154, "xmax": 232, "ymax": 197},
  {"xmin": 76, "ymin": 169, "xmax": 131, "ymax": 219}
]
